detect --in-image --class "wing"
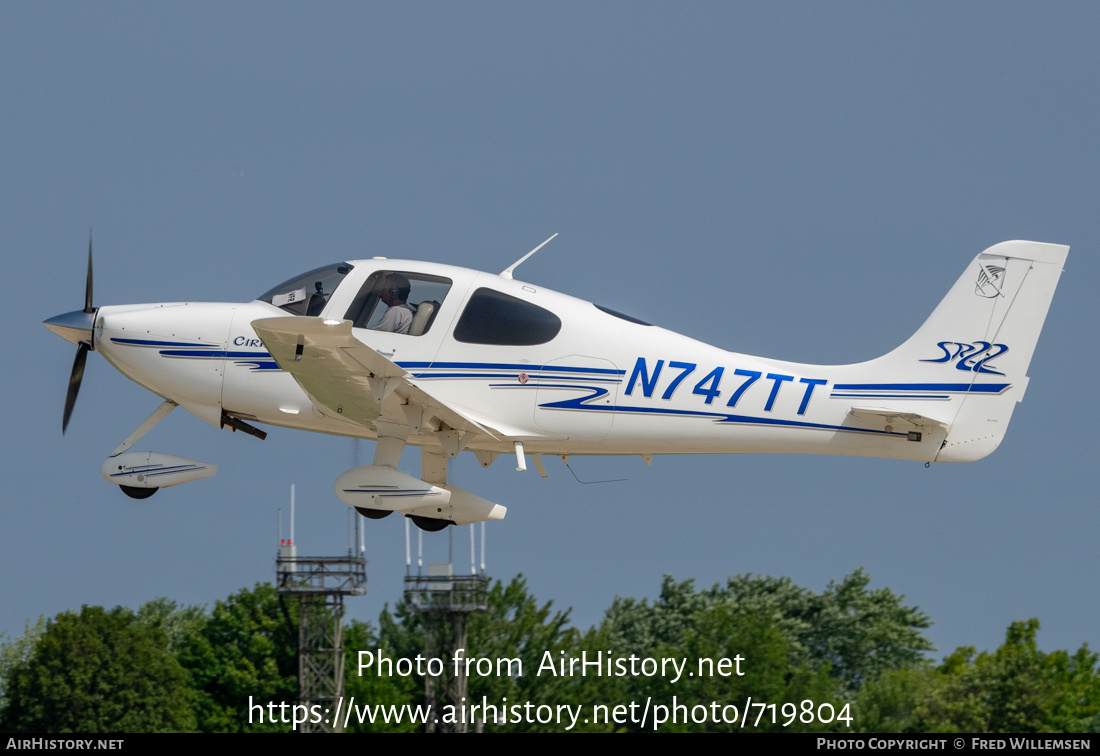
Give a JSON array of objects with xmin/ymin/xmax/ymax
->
[{"xmin": 251, "ymin": 316, "xmax": 503, "ymax": 441}]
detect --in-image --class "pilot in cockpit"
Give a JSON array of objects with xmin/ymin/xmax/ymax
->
[{"xmin": 372, "ymin": 273, "xmax": 417, "ymax": 334}]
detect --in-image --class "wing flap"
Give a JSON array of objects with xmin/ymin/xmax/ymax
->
[{"xmin": 251, "ymin": 317, "xmax": 499, "ymax": 439}]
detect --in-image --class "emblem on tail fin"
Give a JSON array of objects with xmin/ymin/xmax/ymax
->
[{"xmin": 975, "ymin": 264, "xmax": 1005, "ymax": 298}]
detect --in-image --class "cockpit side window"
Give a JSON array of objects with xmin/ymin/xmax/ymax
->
[
  {"xmin": 344, "ymin": 271, "xmax": 453, "ymax": 336},
  {"xmin": 257, "ymin": 263, "xmax": 354, "ymax": 316},
  {"xmin": 453, "ymin": 287, "xmax": 562, "ymax": 345}
]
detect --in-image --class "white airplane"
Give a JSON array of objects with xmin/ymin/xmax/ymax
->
[{"xmin": 45, "ymin": 237, "xmax": 1068, "ymax": 531}]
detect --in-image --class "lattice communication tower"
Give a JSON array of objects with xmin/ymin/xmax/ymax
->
[
  {"xmin": 275, "ymin": 485, "xmax": 367, "ymax": 733},
  {"xmin": 403, "ymin": 520, "xmax": 489, "ymax": 733}
]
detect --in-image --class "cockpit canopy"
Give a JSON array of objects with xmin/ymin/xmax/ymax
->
[
  {"xmin": 257, "ymin": 261, "xmax": 584, "ymax": 345},
  {"xmin": 257, "ymin": 263, "xmax": 455, "ymax": 337}
]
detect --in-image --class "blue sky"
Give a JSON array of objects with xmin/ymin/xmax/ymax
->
[{"xmin": 2, "ymin": 2, "xmax": 1097, "ymax": 662}]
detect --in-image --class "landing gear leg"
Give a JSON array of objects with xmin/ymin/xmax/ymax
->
[
  {"xmin": 350, "ymin": 421, "xmax": 408, "ymax": 522},
  {"xmin": 110, "ymin": 400, "xmax": 177, "ymax": 457},
  {"xmin": 407, "ymin": 449, "xmax": 453, "ymax": 531},
  {"xmin": 108, "ymin": 400, "xmax": 177, "ymax": 500}
]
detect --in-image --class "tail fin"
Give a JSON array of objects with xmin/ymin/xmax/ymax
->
[{"xmin": 865, "ymin": 240, "xmax": 1068, "ymax": 462}]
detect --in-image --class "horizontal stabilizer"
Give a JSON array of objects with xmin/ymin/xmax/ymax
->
[{"xmin": 847, "ymin": 407, "xmax": 948, "ymax": 429}]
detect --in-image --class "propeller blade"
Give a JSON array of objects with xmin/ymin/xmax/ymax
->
[
  {"xmin": 63, "ymin": 342, "xmax": 89, "ymax": 434},
  {"xmin": 84, "ymin": 235, "xmax": 94, "ymax": 314}
]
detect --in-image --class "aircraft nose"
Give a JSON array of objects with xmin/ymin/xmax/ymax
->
[{"xmin": 44, "ymin": 309, "xmax": 96, "ymax": 346}]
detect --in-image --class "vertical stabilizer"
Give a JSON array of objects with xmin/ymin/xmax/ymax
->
[{"xmin": 864, "ymin": 241, "xmax": 1068, "ymax": 462}]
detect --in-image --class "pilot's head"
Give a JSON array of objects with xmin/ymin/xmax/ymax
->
[{"xmin": 381, "ymin": 273, "xmax": 411, "ymax": 304}]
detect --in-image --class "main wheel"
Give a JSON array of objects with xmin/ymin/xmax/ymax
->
[
  {"xmin": 408, "ymin": 515, "xmax": 450, "ymax": 532},
  {"xmin": 355, "ymin": 506, "xmax": 392, "ymax": 520},
  {"xmin": 120, "ymin": 485, "xmax": 158, "ymax": 500}
]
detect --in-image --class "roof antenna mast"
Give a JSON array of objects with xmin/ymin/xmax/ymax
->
[{"xmin": 499, "ymin": 233, "xmax": 558, "ymax": 280}]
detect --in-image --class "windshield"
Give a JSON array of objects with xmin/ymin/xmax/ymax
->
[{"xmin": 256, "ymin": 263, "xmax": 354, "ymax": 316}]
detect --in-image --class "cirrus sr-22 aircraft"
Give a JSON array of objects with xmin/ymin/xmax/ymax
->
[{"xmin": 45, "ymin": 236, "xmax": 1067, "ymax": 531}]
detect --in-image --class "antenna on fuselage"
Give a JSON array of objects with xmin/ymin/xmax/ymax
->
[{"xmin": 499, "ymin": 233, "xmax": 558, "ymax": 280}]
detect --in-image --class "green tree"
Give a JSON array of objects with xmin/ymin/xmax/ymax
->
[
  {"xmin": 343, "ymin": 619, "xmax": 419, "ymax": 733},
  {"xmin": 178, "ymin": 583, "xmax": 297, "ymax": 732},
  {"xmin": 0, "ymin": 606, "xmax": 195, "ymax": 732},
  {"xmin": 601, "ymin": 569, "xmax": 933, "ymax": 698},
  {"xmin": 857, "ymin": 619, "xmax": 1100, "ymax": 733},
  {"xmin": 853, "ymin": 665, "xmax": 935, "ymax": 732},
  {"xmin": 0, "ymin": 615, "xmax": 45, "ymax": 712},
  {"xmin": 135, "ymin": 597, "xmax": 206, "ymax": 654},
  {"xmin": 578, "ymin": 601, "xmax": 839, "ymax": 732},
  {"xmin": 466, "ymin": 575, "xmax": 578, "ymax": 722},
  {"xmin": 915, "ymin": 620, "xmax": 1099, "ymax": 733}
]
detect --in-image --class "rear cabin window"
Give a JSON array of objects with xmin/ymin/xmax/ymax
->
[
  {"xmin": 344, "ymin": 271, "xmax": 453, "ymax": 336},
  {"xmin": 453, "ymin": 287, "xmax": 562, "ymax": 346}
]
